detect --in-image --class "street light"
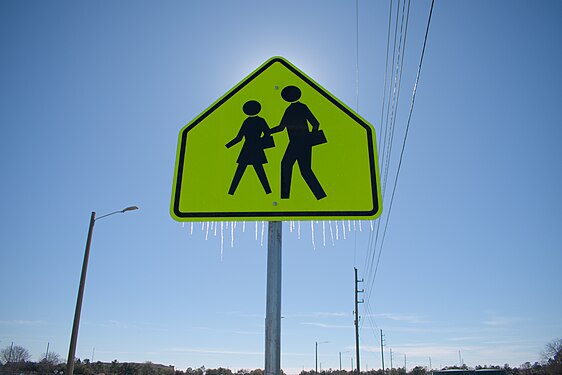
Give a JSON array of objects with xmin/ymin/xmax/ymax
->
[
  {"xmin": 66, "ymin": 206, "xmax": 139, "ymax": 375},
  {"xmin": 315, "ymin": 341, "xmax": 328, "ymax": 374}
]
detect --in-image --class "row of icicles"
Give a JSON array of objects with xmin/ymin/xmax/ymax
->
[{"xmin": 182, "ymin": 220, "xmax": 375, "ymax": 259}]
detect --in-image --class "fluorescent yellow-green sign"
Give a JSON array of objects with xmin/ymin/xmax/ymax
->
[{"xmin": 171, "ymin": 56, "xmax": 382, "ymax": 221}]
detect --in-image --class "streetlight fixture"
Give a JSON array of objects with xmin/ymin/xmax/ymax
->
[
  {"xmin": 315, "ymin": 341, "xmax": 328, "ymax": 374},
  {"xmin": 66, "ymin": 206, "xmax": 139, "ymax": 375}
]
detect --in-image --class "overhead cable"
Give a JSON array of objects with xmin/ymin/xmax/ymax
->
[{"xmin": 370, "ymin": 0, "xmax": 435, "ymax": 287}]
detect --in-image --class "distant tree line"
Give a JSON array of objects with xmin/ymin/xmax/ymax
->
[
  {"xmin": 0, "ymin": 356, "xmax": 175, "ymax": 375},
  {"xmin": 0, "ymin": 338, "xmax": 560, "ymax": 375}
]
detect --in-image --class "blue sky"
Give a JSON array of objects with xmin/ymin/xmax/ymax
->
[{"xmin": 1, "ymin": 1, "xmax": 561, "ymax": 374}]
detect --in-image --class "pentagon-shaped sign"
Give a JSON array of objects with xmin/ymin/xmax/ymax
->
[{"xmin": 171, "ymin": 56, "xmax": 382, "ymax": 221}]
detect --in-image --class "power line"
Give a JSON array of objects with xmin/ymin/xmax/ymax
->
[
  {"xmin": 362, "ymin": 1, "xmax": 436, "ymax": 351},
  {"xmin": 374, "ymin": 0, "xmax": 435, "ymax": 271},
  {"xmin": 379, "ymin": 0, "xmax": 403, "ymax": 195},
  {"xmin": 378, "ymin": 0, "xmax": 394, "ymax": 154},
  {"xmin": 364, "ymin": 0, "xmax": 405, "ymax": 297},
  {"xmin": 364, "ymin": 0, "xmax": 412, "ymax": 305},
  {"xmin": 381, "ymin": 0, "xmax": 411, "ymax": 197}
]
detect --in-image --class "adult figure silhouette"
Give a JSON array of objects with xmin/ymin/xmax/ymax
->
[
  {"xmin": 226, "ymin": 100, "xmax": 272, "ymax": 195},
  {"xmin": 271, "ymin": 86, "xmax": 327, "ymax": 200}
]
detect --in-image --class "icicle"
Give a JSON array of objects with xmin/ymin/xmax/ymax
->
[
  {"xmin": 348, "ymin": 220, "xmax": 352, "ymax": 232},
  {"xmin": 242, "ymin": 221, "xmax": 246, "ymax": 233},
  {"xmin": 297, "ymin": 221, "xmax": 301, "ymax": 240},
  {"xmin": 329, "ymin": 220, "xmax": 335, "ymax": 246},
  {"xmin": 342, "ymin": 220, "xmax": 347, "ymax": 240},
  {"xmin": 201, "ymin": 222, "xmax": 205, "ymax": 231},
  {"xmin": 226, "ymin": 221, "xmax": 229, "ymax": 230},
  {"xmin": 358, "ymin": 220, "xmax": 362, "ymax": 232},
  {"xmin": 311, "ymin": 221, "xmax": 316, "ymax": 250},
  {"xmin": 220, "ymin": 222, "xmax": 224, "ymax": 261},
  {"xmin": 205, "ymin": 221, "xmax": 210, "ymax": 241},
  {"xmin": 335, "ymin": 220, "xmax": 339, "ymax": 240},
  {"xmin": 214, "ymin": 221, "xmax": 217, "ymax": 237},
  {"xmin": 353, "ymin": 220, "xmax": 357, "ymax": 232},
  {"xmin": 190, "ymin": 222, "xmax": 194, "ymax": 235},
  {"xmin": 370, "ymin": 220, "xmax": 374, "ymax": 231},
  {"xmin": 182, "ymin": 222, "xmax": 185, "ymax": 228},
  {"xmin": 322, "ymin": 221, "xmax": 326, "ymax": 247},
  {"xmin": 231, "ymin": 221, "xmax": 235, "ymax": 248},
  {"xmin": 260, "ymin": 221, "xmax": 265, "ymax": 247}
]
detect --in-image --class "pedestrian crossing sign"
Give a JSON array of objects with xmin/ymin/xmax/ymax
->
[{"xmin": 171, "ymin": 56, "xmax": 382, "ymax": 221}]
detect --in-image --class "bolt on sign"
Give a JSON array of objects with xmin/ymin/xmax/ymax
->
[{"xmin": 171, "ymin": 56, "xmax": 382, "ymax": 221}]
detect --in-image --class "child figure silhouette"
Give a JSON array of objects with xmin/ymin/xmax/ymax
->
[{"xmin": 226, "ymin": 100, "xmax": 272, "ymax": 195}]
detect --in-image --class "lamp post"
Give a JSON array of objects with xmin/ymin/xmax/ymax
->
[
  {"xmin": 315, "ymin": 341, "xmax": 328, "ymax": 374},
  {"xmin": 66, "ymin": 206, "xmax": 139, "ymax": 375}
]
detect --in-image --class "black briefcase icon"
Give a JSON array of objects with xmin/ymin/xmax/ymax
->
[{"xmin": 309, "ymin": 129, "xmax": 327, "ymax": 146}]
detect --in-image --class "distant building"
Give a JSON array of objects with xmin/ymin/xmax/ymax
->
[
  {"xmin": 475, "ymin": 370, "xmax": 506, "ymax": 375},
  {"xmin": 432, "ymin": 370, "xmax": 474, "ymax": 375}
]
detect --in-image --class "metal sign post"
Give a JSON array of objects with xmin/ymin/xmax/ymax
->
[
  {"xmin": 171, "ymin": 56, "xmax": 384, "ymax": 375},
  {"xmin": 265, "ymin": 221, "xmax": 282, "ymax": 375}
]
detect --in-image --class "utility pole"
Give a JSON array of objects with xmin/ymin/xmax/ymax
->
[
  {"xmin": 380, "ymin": 329, "xmax": 385, "ymax": 373},
  {"xmin": 339, "ymin": 352, "xmax": 342, "ymax": 371},
  {"xmin": 315, "ymin": 341, "xmax": 328, "ymax": 374},
  {"xmin": 354, "ymin": 268, "xmax": 364, "ymax": 375}
]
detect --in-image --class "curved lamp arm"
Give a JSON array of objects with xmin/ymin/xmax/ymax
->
[{"xmin": 95, "ymin": 206, "xmax": 139, "ymax": 221}]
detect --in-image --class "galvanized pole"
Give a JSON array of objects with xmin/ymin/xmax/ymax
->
[
  {"xmin": 265, "ymin": 221, "xmax": 282, "ymax": 375},
  {"xmin": 66, "ymin": 206, "xmax": 137, "ymax": 375},
  {"xmin": 67, "ymin": 212, "xmax": 96, "ymax": 375}
]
